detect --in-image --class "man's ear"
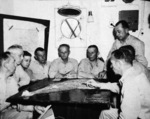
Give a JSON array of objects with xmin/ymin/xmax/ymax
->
[
  {"xmin": 97, "ymin": 51, "xmax": 100, "ymax": 57},
  {"xmin": 86, "ymin": 50, "xmax": 88, "ymax": 58},
  {"xmin": 69, "ymin": 50, "xmax": 70, "ymax": 55},
  {"xmin": 125, "ymin": 28, "xmax": 129, "ymax": 34},
  {"xmin": 34, "ymin": 55, "xmax": 37, "ymax": 60},
  {"xmin": 3, "ymin": 60, "xmax": 9, "ymax": 71},
  {"xmin": 58, "ymin": 52, "xmax": 60, "ymax": 57},
  {"xmin": 117, "ymin": 60, "xmax": 123, "ymax": 69}
]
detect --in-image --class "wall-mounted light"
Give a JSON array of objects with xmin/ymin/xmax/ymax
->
[
  {"xmin": 58, "ymin": 3, "xmax": 81, "ymax": 17},
  {"xmin": 123, "ymin": 0, "xmax": 134, "ymax": 3},
  {"xmin": 87, "ymin": 11, "xmax": 94, "ymax": 23}
]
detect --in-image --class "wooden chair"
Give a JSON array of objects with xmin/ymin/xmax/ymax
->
[{"xmin": 38, "ymin": 105, "xmax": 55, "ymax": 119}]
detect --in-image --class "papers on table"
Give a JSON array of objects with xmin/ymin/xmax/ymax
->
[
  {"xmin": 21, "ymin": 79, "xmax": 102, "ymax": 96},
  {"xmin": 50, "ymin": 85, "xmax": 59, "ymax": 89},
  {"xmin": 52, "ymin": 78, "xmax": 61, "ymax": 82},
  {"xmin": 22, "ymin": 90, "xmax": 34, "ymax": 97}
]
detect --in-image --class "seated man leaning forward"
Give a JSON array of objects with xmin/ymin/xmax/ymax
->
[
  {"xmin": 86, "ymin": 47, "xmax": 150, "ymax": 119},
  {"xmin": 7, "ymin": 44, "xmax": 30, "ymax": 87},
  {"xmin": 0, "ymin": 52, "xmax": 54, "ymax": 119},
  {"xmin": 78, "ymin": 45, "xmax": 105, "ymax": 79},
  {"xmin": 29, "ymin": 47, "xmax": 51, "ymax": 82},
  {"xmin": 49, "ymin": 44, "xmax": 78, "ymax": 79},
  {"xmin": 0, "ymin": 52, "xmax": 33, "ymax": 119},
  {"xmin": 119, "ymin": 45, "xmax": 150, "ymax": 80}
]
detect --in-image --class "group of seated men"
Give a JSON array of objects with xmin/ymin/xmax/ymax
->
[
  {"xmin": 14, "ymin": 43, "xmax": 106, "ymax": 88},
  {"xmin": 0, "ymin": 20, "xmax": 150, "ymax": 119},
  {"xmin": 0, "ymin": 43, "xmax": 105, "ymax": 119}
]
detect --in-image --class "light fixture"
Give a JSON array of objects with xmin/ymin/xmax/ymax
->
[
  {"xmin": 123, "ymin": 0, "xmax": 134, "ymax": 3},
  {"xmin": 57, "ymin": 3, "xmax": 81, "ymax": 17},
  {"xmin": 87, "ymin": 11, "xmax": 94, "ymax": 23}
]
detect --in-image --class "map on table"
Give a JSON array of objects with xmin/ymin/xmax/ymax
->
[{"xmin": 33, "ymin": 79, "xmax": 96, "ymax": 94}]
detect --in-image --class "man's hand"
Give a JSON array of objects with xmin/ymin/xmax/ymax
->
[
  {"xmin": 98, "ymin": 70, "xmax": 106, "ymax": 79},
  {"xmin": 55, "ymin": 73, "xmax": 64, "ymax": 78},
  {"xmin": 85, "ymin": 79, "xmax": 101, "ymax": 88},
  {"xmin": 17, "ymin": 104, "xmax": 34, "ymax": 112}
]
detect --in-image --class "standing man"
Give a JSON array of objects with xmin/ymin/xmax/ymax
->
[
  {"xmin": 29, "ymin": 47, "xmax": 51, "ymax": 81},
  {"xmin": 100, "ymin": 20, "xmax": 148, "ymax": 78},
  {"xmin": 49, "ymin": 44, "xmax": 78, "ymax": 79}
]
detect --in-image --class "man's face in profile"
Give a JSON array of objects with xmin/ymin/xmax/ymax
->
[
  {"xmin": 110, "ymin": 55, "xmax": 121, "ymax": 75},
  {"xmin": 6, "ymin": 56, "xmax": 16, "ymax": 75},
  {"xmin": 12, "ymin": 49, "xmax": 24, "ymax": 66}
]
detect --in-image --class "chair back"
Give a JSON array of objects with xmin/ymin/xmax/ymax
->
[{"xmin": 38, "ymin": 105, "xmax": 55, "ymax": 119}]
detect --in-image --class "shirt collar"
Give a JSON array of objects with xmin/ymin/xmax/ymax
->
[
  {"xmin": 59, "ymin": 57, "xmax": 71, "ymax": 64},
  {"xmin": 119, "ymin": 34, "xmax": 130, "ymax": 45},
  {"xmin": 34, "ymin": 59, "xmax": 47, "ymax": 66},
  {"xmin": 125, "ymin": 34, "xmax": 130, "ymax": 42},
  {"xmin": 119, "ymin": 67, "xmax": 134, "ymax": 84},
  {"xmin": 87, "ymin": 58, "xmax": 99, "ymax": 67}
]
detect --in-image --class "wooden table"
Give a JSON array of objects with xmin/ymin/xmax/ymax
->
[{"xmin": 7, "ymin": 78, "xmax": 114, "ymax": 119}]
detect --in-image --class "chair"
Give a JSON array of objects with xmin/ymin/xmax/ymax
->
[{"xmin": 38, "ymin": 105, "xmax": 55, "ymax": 119}]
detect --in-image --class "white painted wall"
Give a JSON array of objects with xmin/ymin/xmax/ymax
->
[{"xmin": 0, "ymin": 0, "xmax": 150, "ymax": 66}]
